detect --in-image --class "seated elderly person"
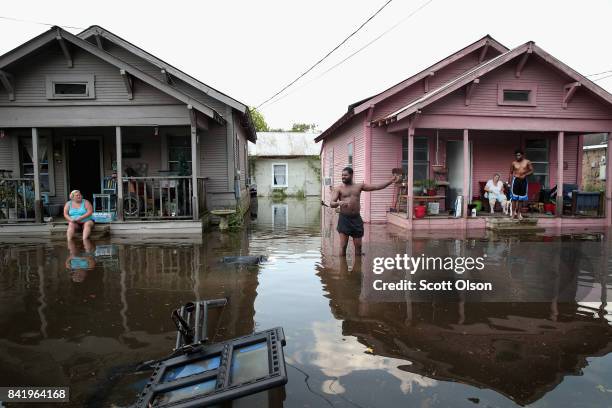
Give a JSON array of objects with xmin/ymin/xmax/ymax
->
[
  {"xmin": 484, "ymin": 173, "xmax": 509, "ymax": 214},
  {"xmin": 64, "ymin": 190, "xmax": 94, "ymax": 241}
]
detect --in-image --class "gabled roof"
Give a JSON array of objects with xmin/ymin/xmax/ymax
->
[
  {"xmin": 78, "ymin": 26, "xmax": 249, "ymax": 113},
  {"xmin": 249, "ymin": 132, "xmax": 320, "ymax": 156},
  {"xmin": 380, "ymin": 42, "xmax": 612, "ymax": 124},
  {"xmin": 315, "ymin": 35, "xmax": 508, "ymax": 142},
  {"xmin": 0, "ymin": 26, "xmax": 225, "ymax": 124}
]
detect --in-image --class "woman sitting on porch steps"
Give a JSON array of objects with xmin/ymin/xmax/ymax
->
[{"xmin": 64, "ymin": 190, "xmax": 94, "ymax": 241}]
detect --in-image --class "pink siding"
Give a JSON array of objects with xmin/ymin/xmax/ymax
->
[
  {"xmin": 369, "ymin": 126, "xmax": 402, "ymax": 222},
  {"xmin": 425, "ymin": 57, "xmax": 612, "ymax": 120},
  {"xmin": 373, "ymin": 50, "xmax": 488, "ymax": 120},
  {"xmin": 550, "ymin": 133, "xmax": 580, "ymax": 186},
  {"xmin": 320, "ymin": 114, "xmax": 365, "ymax": 204}
]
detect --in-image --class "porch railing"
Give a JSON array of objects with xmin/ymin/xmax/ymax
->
[
  {"xmin": 122, "ymin": 176, "xmax": 195, "ymax": 220},
  {"xmin": 0, "ymin": 178, "xmax": 36, "ymax": 223}
]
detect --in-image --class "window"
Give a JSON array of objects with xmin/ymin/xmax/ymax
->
[
  {"xmin": 167, "ymin": 135, "xmax": 192, "ymax": 175},
  {"xmin": 525, "ymin": 139, "xmax": 548, "ymax": 186},
  {"xmin": 497, "ymin": 82, "xmax": 537, "ymax": 106},
  {"xmin": 328, "ymin": 148, "xmax": 334, "ymax": 184},
  {"xmin": 20, "ymin": 136, "xmax": 53, "ymax": 194},
  {"xmin": 244, "ymin": 143, "xmax": 248, "ymax": 186},
  {"xmin": 46, "ymin": 74, "xmax": 95, "ymax": 99},
  {"xmin": 402, "ymin": 137, "xmax": 429, "ymax": 181},
  {"xmin": 503, "ymin": 90, "xmax": 530, "ymax": 102},
  {"xmin": 272, "ymin": 163, "xmax": 288, "ymax": 187},
  {"xmin": 347, "ymin": 142, "xmax": 353, "ymax": 167}
]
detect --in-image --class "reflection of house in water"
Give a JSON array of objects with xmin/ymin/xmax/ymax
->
[
  {"xmin": 254, "ymin": 197, "xmax": 321, "ymax": 229},
  {"xmin": 318, "ymin": 211, "xmax": 612, "ymax": 404},
  {"xmin": 0, "ymin": 229, "xmax": 260, "ymax": 405}
]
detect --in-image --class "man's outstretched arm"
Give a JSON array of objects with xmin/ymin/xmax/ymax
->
[{"xmin": 362, "ymin": 175, "xmax": 400, "ymax": 192}]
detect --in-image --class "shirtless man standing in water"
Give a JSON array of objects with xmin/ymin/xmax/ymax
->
[
  {"xmin": 508, "ymin": 149, "xmax": 534, "ymax": 220},
  {"xmin": 331, "ymin": 167, "xmax": 400, "ymax": 256}
]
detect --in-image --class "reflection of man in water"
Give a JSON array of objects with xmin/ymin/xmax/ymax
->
[
  {"xmin": 331, "ymin": 167, "xmax": 399, "ymax": 256},
  {"xmin": 65, "ymin": 239, "xmax": 96, "ymax": 282},
  {"xmin": 508, "ymin": 149, "xmax": 533, "ymax": 220}
]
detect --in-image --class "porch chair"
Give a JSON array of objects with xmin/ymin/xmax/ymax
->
[{"xmin": 479, "ymin": 181, "xmax": 508, "ymax": 213}]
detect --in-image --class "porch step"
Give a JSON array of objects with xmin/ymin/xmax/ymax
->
[
  {"xmin": 485, "ymin": 217, "xmax": 544, "ymax": 233},
  {"xmin": 50, "ymin": 223, "xmax": 110, "ymax": 240}
]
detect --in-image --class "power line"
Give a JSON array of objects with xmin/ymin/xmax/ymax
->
[
  {"xmin": 256, "ymin": 0, "xmax": 394, "ymax": 109},
  {"xmin": 261, "ymin": 0, "xmax": 434, "ymax": 108},
  {"xmin": 587, "ymin": 70, "xmax": 612, "ymax": 77},
  {"xmin": 594, "ymin": 73, "xmax": 612, "ymax": 81},
  {"xmin": 0, "ymin": 16, "xmax": 85, "ymax": 31}
]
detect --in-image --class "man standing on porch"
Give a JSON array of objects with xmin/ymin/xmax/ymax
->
[
  {"xmin": 508, "ymin": 149, "xmax": 534, "ymax": 220},
  {"xmin": 64, "ymin": 190, "xmax": 95, "ymax": 241},
  {"xmin": 331, "ymin": 167, "xmax": 399, "ymax": 256}
]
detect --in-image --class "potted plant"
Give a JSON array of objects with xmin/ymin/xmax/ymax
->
[
  {"xmin": 423, "ymin": 179, "xmax": 437, "ymax": 196},
  {"xmin": 413, "ymin": 180, "xmax": 424, "ymax": 196},
  {"xmin": 0, "ymin": 181, "xmax": 16, "ymax": 220}
]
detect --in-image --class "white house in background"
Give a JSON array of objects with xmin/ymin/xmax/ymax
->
[{"xmin": 249, "ymin": 132, "xmax": 320, "ymax": 197}]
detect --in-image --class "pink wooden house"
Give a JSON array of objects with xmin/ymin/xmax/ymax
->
[{"xmin": 316, "ymin": 35, "xmax": 612, "ymax": 230}]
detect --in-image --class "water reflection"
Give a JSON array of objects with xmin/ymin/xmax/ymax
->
[
  {"xmin": 0, "ymin": 198, "xmax": 610, "ymax": 407},
  {"xmin": 318, "ymin": 206, "xmax": 612, "ymax": 406}
]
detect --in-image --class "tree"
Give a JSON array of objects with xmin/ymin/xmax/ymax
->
[
  {"xmin": 249, "ymin": 107, "xmax": 269, "ymax": 132},
  {"xmin": 290, "ymin": 123, "xmax": 318, "ymax": 132}
]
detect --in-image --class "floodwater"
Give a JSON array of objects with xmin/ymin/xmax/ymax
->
[{"xmin": 0, "ymin": 197, "xmax": 611, "ymax": 407}]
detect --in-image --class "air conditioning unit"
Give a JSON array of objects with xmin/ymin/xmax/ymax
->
[{"xmin": 324, "ymin": 177, "xmax": 332, "ymax": 186}]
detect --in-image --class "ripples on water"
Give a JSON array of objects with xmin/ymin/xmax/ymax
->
[{"xmin": 0, "ymin": 197, "xmax": 610, "ymax": 407}]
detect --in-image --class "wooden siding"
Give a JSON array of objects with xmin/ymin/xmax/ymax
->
[
  {"xmin": 373, "ymin": 50, "xmax": 488, "ymax": 120},
  {"xmin": 0, "ymin": 43, "xmax": 180, "ymax": 106},
  {"xmin": 320, "ymin": 114, "xmax": 364, "ymax": 205},
  {"xmin": 200, "ymin": 122, "xmax": 229, "ymax": 193},
  {"xmin": 234, "ymin": 112, "xmax": 249, "ymax": 197},
  {"xmin": 550, "ymin": 133, "xmax": 580, "ymax": 186},
  {"xmin": 369, "ymin": 126, "xmax": 401, "ymax": 222},
  {"xmin": 424, "ymin": 56, "xmax": 612, "ymax": 120}
]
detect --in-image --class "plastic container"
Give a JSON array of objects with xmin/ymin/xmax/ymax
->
[
  {"xmin": 414, "ymin": 205, "xmax": 427, "ymax": 218},
  {"xmin": 427, "ymin": 202, "xmax": 439, "ymax": 215}
]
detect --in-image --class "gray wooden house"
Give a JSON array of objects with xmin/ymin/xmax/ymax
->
[{"xmin": 0, "ymin": 25, "xmax": 255, "ymax": 232}]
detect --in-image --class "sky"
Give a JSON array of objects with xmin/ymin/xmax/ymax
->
[{"xmin": 1, "ymin": 0, "xmax": 612, "ymax": 131}]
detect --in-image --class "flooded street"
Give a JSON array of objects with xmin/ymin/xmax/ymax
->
[{"xmin": 1, "ymin": 197, "xmax": 612, "ymax": 407}]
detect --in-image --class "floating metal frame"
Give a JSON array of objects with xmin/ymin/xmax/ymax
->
[
  {"xmin": 172, "ymin": 298, "xmax": 227, "ymax": 354},
  {"xmin": 135, "ymin": 327, "xmax": 287, "ymax": 408}
]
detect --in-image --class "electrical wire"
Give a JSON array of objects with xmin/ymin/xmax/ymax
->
[
  {"xmin": 586, "ymin": 70, "xmax": 612, "ymax": 77},
  {"xmin": 256, "ymin": 0, "xmax": 394, "ymax": 109},
  {"xmin": 260, "ymin": 0, "xmax": 434, "ymax": 109},
  {"xmin": 0, "ymin": 16, "xmax": 85, "ymax": 30}
]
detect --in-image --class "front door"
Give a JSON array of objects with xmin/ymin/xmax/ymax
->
[
  {"xmin": 67, "ymin": 139, "xmax": 101, "ymax": 202},
  {"xmin": 446, "ymin": 140, "xmax": 472, "ymax": 211}
]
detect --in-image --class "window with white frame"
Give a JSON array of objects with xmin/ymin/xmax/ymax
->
[
  {"xmin": 272, "ymin": 163, "xmax": 288, "ymax": 187},
  {"xmin": 46, "ymin": 74, "xmax": 95, "ymax": 99},
  {"xmin": 525, "ymin": 139, "xmax": 548, "ymax": 186},
  {"xmin": 347, "ymin": 142, "xmax": 353, "ymax": 167}
]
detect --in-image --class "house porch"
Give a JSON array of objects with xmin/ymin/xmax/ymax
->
[
  {"xmin": 386, "ymin": 125, "xmax": 611, "ymax": 230},
  {"xmin": 0, "ymin": 124, "xmax": 210, "ymax": 225}
]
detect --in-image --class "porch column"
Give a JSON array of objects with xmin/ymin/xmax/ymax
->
[
  {"xmin": 31, "ymin": 128, "xmax": 42, "ymax": 223},
  {"xmin": 462, "ymin": 129, "xmax": 469, "ymax": 219},
  {"xmin": 606, "ymin": 132, "xmax": 612, "ymax": 226},
  {"xmin": 556, "ymin": 131, "xmax": 564, "ymax": 217},
  {"xmin": 407, "ymin": 126, "xmax": 414, "ymax": 223},
  {"xmin": 190, "ymin": 112, "xmax": 199, "ymax": 221},
  {"xmin": 115, "ymin": 126, "xmax": 124, "ymax": 221}
]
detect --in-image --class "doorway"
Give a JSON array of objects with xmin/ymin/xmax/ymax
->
[
  {"xmin": 66, "ymin": 139, "xmax": 101, "ymax": 202},
  {"xmin": 446, "ymin": 140, "xmax": 472, "ymax": 210}
]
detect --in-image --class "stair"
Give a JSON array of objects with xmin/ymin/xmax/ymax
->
[
  {"xmin": 485, "ymin": 217, "xmax": 544, "ymax": 233},
  {"xmin": 50, "ymin": 223, "xmax": 110, "ymax": 240}
]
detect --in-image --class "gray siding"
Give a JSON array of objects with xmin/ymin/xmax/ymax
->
[
  {"xmin": 200, "ymin": 122, "xmax": 229, "ymax": 193},
  {"xmin": 0, "ymin": 43, "xmax": 180, "ymax": 106}
]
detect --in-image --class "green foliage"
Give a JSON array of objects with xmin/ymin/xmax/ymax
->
[
  {"xmin": 291, "ymin": 123, "xmax": 318, "ymax": 133},
  {"xmin": 422, "ymin": 179, "xmax": 436, "ymax": 189},
  {"xmin": 306, "ymin": 156, "xmax": 321, "ymax": 179},
  {"xmin": 249, "ymin": 107, "xmax": 269, "ymax": 132},
  {"xmin": 271, "ymin": 188, "xmax": 287, "ymax": 202},
  {"xmin": 294, "ymin": 189, "xmax": 306, "ymax": 199},
  {"xmin": 583, "ymin": 183, "xmax": 604, "ymax": 192}
]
